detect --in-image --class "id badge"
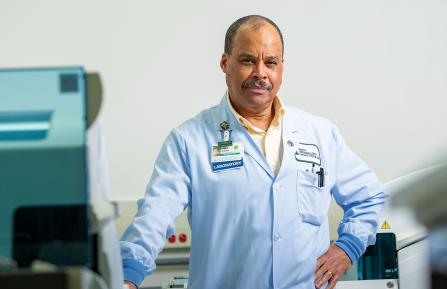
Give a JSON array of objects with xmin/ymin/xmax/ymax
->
[{"xmin": 211, "ymin": 142, "xmax": 244, "ymax": 172}]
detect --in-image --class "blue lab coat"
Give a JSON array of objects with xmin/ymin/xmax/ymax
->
[{"xmin": 120, "ymin": 94, "xmax": 387, "ymax": 289}]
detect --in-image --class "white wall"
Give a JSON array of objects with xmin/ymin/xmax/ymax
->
[{"xmin": 1, "ymin": 0, "xmax": 446, "ymax": 201}]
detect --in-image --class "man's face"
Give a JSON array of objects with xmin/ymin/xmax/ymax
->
[{"xmin": 220, "ymin": 23, "xmax": 284, "ymax": 111}]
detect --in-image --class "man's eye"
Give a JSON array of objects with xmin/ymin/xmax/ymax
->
[
  {"xmin": 242, "ymin": 59, "xmax": 255, "ymax": 64},
  {"xmin": 266, "ymin": 60, "xmax": 277, "ymax": 66}
]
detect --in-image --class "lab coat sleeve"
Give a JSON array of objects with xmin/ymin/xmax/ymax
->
[
  {"xmin": 331, "ymin": 125, "xmax": 388, "ymax": 263},
  {"xmin": 120, "ymin": 127, "xmax": 191, "ymax": 287}
]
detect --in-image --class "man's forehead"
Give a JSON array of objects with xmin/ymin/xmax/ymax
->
[
  {"xmin": 233, "ymin": 23, "xmax": 282, "ymax": 50},
  {"xmin": 232, "ymin": 28, "xmax": 282, "ymax": 56}
]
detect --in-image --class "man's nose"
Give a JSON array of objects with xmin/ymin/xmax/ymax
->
[{"xmin": 252, "ymin": 62, "xmax": 267, "ymax": 79}]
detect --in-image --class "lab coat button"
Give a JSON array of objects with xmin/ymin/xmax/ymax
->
[
  {"xmin": 273, "ymin": 234, "xmax": 281, "ymax": 241},
  {"xmin": 273, "ymin": 183, "xmax": 281, "ymax": 191}
]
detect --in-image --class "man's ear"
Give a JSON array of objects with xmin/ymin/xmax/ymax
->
[{"xmin": 220, "ymin": 53, "xmax": 228, "ymax": 73}]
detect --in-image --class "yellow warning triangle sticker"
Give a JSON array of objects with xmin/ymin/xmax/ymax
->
[{"xmin": 381, "ymin": 220, "xmax": 391, "ymax": 230}]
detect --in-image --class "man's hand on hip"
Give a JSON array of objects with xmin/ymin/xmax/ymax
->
[{"xmin": 314, "ymin": 244, "xmax": 352, "ymax": 289}]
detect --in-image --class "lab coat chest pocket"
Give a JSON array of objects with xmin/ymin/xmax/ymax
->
[{"xmin": 296, "ymin": 170, "xmax": 330, "ymax": 226}]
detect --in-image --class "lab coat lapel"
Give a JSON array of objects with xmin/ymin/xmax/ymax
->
[
  {"xmin": 277, "ymin": 109, "xmax": 308, "ymax": 177},
  {"xmin": 215, "ymin": 95, "xmax": 274, "ymax": 179}
]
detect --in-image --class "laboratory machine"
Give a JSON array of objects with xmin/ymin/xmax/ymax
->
[{"xmin": 0, "ymin": 67, "xmax": 123, "ymax": 289}]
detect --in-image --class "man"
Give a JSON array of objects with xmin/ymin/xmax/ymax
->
[{"xmin": 120, "ymin": 15, "xmax": 387, "ymax": 289}]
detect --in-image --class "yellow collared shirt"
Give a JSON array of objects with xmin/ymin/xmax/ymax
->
[{"xmin": 227, "ymin": 93, "xmax": 286, "ymax": 175}]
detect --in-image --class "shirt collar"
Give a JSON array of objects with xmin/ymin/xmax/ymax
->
[{"xmin": 226, "ymin": 91, "xmax": 286, "ymax": 134}]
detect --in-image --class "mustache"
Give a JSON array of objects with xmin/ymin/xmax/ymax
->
[{"xmin": 241, "ymin": 78, "xmax": 272, "ymax": 91}]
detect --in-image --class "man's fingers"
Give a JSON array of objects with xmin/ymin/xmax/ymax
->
[
  {"xmin": 316, "ymin": 253, "xmax": 327, "ymax": 270},
  {"xmin": 314, "ymin": 263, "xmax": 328, "ymax": 284},
  {"xmin": 326, "ymin": 274, "xmax": 339, "ymax": 289},
  {"xmin": 315, "ymin": 244, "xmax": 352, "ymax": 289},
  {"xmin": 315, "ymin": 252, "xmax": 330, "ymax": 283},
  {"xmin": 315, "ymin": 271, "xmax": 333, "ymax": 288}
]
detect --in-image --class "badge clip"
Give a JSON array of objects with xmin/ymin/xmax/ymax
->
[{"xmin": 219, "ymin": 121, "xmax": 232, "ymax": 146}]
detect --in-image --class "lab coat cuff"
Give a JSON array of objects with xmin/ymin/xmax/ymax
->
[
  {"xmin": 335, "ymin": 234, "xmax": 364, "ymax": 264},
  {"xmin": 123, "ymin": 258, "xmax": 146, "ymax": 287}
]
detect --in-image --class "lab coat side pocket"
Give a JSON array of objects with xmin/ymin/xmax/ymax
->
[{"xmin": 296, "ymin": 170, "xmax": 329, "ymax": 226}]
